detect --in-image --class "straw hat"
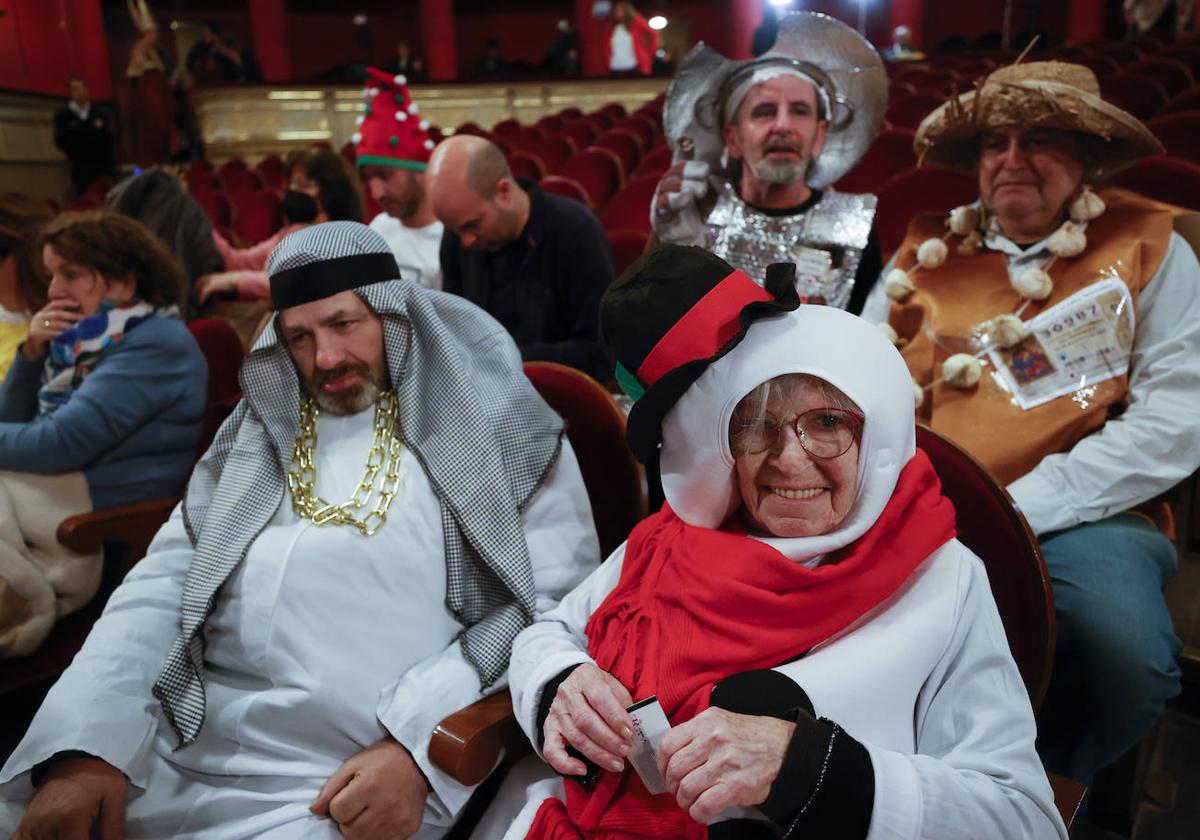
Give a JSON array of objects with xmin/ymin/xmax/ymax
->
[{"xmin": 914, "ymin": 61, "xmax": 1163, "ymax": 178}]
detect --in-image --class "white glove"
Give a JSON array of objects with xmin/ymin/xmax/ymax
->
[{"xmin": 651, "ymin": 160, "xmax": 711, "ymax": 247}]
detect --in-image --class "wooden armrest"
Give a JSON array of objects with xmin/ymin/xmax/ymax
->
[
  {"xmin": 56, "ymin": 496, "xmax": 178, "ymax": 559},
  {"xmin": 429, "ymin": 692, "xmax": 523, "ymax": 786},
  {"xmin": 1047, "ymin": 771, "xmax": 1087, "ymax": 830}
]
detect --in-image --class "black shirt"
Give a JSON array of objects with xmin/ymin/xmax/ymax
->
[{"xmin": 440, "ymin": 180, "xmax": 615, "ymax": 381}]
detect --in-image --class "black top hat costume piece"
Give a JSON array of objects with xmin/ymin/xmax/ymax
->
[{"xmin": 601, "ymin": 244, "xmax": 800, "ymax": 463}]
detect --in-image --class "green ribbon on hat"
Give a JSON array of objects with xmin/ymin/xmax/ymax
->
[{"xmin": 614, "ymin": 362, "xmax": 645, "ymax": 402}]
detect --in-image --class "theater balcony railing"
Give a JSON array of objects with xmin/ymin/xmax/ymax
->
[{"xmin": 191, "ymin": 77, "xmax": 667, "ymax": 161}]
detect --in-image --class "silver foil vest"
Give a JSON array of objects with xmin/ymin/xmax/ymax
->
[{"xmin": 705, "ymin": 183, "xmax": 877, "ymax": 311}]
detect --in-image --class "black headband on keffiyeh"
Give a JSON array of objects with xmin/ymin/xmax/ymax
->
[{"xmin": 154, "ymin": 222, "xmax": 565, "ymax": 748}]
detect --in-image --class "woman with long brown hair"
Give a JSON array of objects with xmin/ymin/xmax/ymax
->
[{"xmin": 0, "ymin": 210, "xmax": 207, "ymax": 657}]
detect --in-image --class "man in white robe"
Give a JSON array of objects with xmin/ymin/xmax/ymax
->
[{"xmin": 0, "ymin": 221, "xmax": 599, "ymax": 839}]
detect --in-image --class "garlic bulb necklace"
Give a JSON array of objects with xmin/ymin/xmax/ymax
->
[{"xmin": 882, "ymin": 186, "xmax": 1107, "ymax": 397}]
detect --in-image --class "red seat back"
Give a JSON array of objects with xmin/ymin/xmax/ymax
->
[
  {"xmin": 195, "ymin": 191, "xmax": 232, "ymax": 228},
  {"xmin": 1126, "ymin": 58, "xmax": 1195, "ymax": 94},
  {"xmin": 635, "ymin": 143, "xmax": 672, "ymax": 179},
  {"xmin": 875, "ymin": 167, "xmax": 979, "ymax": 255},
  {"xmin": 836, "ymin": 127, "xmax": 918, "ymax": 194},
  {"xmin": 187, "ymin": 317, "xmax": 245, "ymax": 455},
  {"xmin": 591, "ymin": 129, "xmax": 641, "ymax": 180},
  {"xmin": 885, "ymin": 93, "xmax": 948, "ymax": 130},
  {"xmin": 233, "ymin": 188, "xmax": 283, "ymax": 246},
  {"xmin": 561, "ymin": 120, "xmax": 600, "ymax": 151},
  {"xmin": 1146, "ymin": 113, "xmax": 1200, "ymax": 165},
  {"xmin": 1110, "ymin": 156, "xmax": 1200, "ymax": 211},
  {"xmin": 531, "ymin": 135, "xmax": 575, "ymax": 171},
  {"xmin": 557, "ymin": 149, "xmax": 622, "ymax": 207},
  {"xmin": 1101, "ymin": 74, "xmax": 1169, "ymax": 120},
  {"xmin": 524, "ymin": 361, "xmax": 645, "ymax": 558},
  {"xmin": 1162, "ymin": 87, "xmax": 1200, "ymax": 114},
  {"xmin": 599, "ymin": 174, "xmax": 658, "ymax": 234},
  {"xmin": 538, "ymin": 175, "xmax": 591, "ymax": 208},
  {"xmin": 606, "ymin": 229, "xmax": 648, "ymax": 275},
  {"xmin": 508, "ymin": 150, "xmax": 546, "ymax": 181},
  {"xmin": 916, "ymin": 425, "xmax": 1054, "ymax": 710}
]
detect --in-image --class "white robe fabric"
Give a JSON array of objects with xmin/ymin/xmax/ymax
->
[
  {"xmin": 369, "ymin": 213, "xmax": 444, "ymax": 292},
  {"xmin": 0, "ymin": 407, "xmax": 598, "ymax": 838},
  {"xmin": 501, "ymin": 305, "xmax": 1067, "ymax": 838}
]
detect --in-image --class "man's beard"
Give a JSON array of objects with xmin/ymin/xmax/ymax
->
[
  {"xmin": 750, "ymin": 138, "xmax": 810, "ymax": 185},
  {"xmin": 308, "ymin": 362, "xmax": 385, "ymax": 415},
  {"xmin": 751, "ymin": 156, "xmax": 809, "ymax": 185}
]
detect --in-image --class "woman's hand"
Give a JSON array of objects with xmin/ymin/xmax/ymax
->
[
  {"xmin": 23, "ymin": 300, "xmax": 82, "ymax": 361},
  {"xmin": 657, "ymin": 707, "xmax": 794, "ymax": 824},
  {"xmin": 542, "ymin": 664, "xmax": 636, "ymax": 776}
]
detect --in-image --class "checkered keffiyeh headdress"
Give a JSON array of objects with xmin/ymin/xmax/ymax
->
[{"xmin": 153, "ymin": 222, "xmax": 564, "ymax": 748}]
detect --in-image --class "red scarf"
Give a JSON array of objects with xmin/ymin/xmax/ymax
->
[{"xmin": 527, "ymin": 449, "xmax": 956, "ymax": 839}]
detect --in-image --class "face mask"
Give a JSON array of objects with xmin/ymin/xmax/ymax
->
[{"xmin": 281, "ymin": 189, "xmax": 319, "ymax": 224}]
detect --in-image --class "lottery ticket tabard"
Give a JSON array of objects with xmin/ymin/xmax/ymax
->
[{"xmin": 986, "ymin": 276, "xmax": 1135, "ymax": 411}]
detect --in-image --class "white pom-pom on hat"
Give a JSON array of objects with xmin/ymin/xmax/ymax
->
[
  {"xmin": 947, "ymin": 205, "xmax": 981, "ymax": 236},
  {"xmin": 877, "ymin": 322, "xmax": 900, "ymax": 345},
  {"xmin": 350, "ymin": 132, "xmax": 363, "ymax": 145},
  {"xmin": 1069, "ymin": 188, "xmax": 1105, "ymax": 223},
  {"xmin": 917, "ymin": 238, "xmax": 949, "ymax": 269},
  {"xmin": 395, "ymin": 111, "xmax": 408, "ymax": 121},
  {"xmin": 394, "ymin": 74, "xmax": 408, "ymax": 86},
  {"xmin": 408, "ymin": 103, "xmax": 420, "ymax": 114},
  {"xmin": 1047, "ymin": 221, "xmax": 1087, "ymax": 258},
  {"xmin": 943, "ymin": 353, "xmax": 982, "ymax": 388},
  {"xmin": 424, "ymin": 139, "xmax": 435, "ymax": 151},
  {"xmin": 884, "ymin": 267, "xmax": 916, "ymax": 301},
  {"xmin": 419, "ymin": 119, "xmax": 430, "ymax": 131},
  {"xmin": 1013, "ymin": 268, "xmax": 1053, "ymax": 301},
  {"xmin": 355, "ymin": 115, "xmax": 365, "ymax": 126}
]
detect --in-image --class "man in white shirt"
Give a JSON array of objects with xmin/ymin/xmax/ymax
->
[
  {"xmin": 0, "ymin": 222, "xmax": 598, "ymax": 839},
  {"xmin": 353, "ymin": 67, "xmax": 444, "ymax": 291},
  {"xmin": 865, "ymin": 60, "xmax": 1200, "ymax": 784}
]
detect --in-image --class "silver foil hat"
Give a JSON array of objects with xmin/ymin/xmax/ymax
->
[{"xmin": 665, "ymin": 11, "xmax": 886, "ymax": 189}]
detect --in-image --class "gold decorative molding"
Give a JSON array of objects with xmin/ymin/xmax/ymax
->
[
  {"xmin": 192, "ymin": 78, "xmax": 666, "ymax": 162},
  {"xmin": 0, "ymin": 92, "xmax": 70, "ymax": 198}
]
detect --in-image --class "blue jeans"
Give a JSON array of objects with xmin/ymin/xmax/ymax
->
[{"xmin": 1034, "ymin": 514, "xmax": 1182, "ymax": 782}]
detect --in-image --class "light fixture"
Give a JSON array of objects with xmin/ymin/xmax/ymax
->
[
  {"xmin": 767, "ymin": 0, "xmax": 793, "ymax": 8},
  {"xmin": 648, "ymin": 15, "xmax": 667, "ymax": 30}
]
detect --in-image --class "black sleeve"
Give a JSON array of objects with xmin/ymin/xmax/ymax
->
[
  {"xmin": 439, "ymin": 228, "xmax": 463, "ymax": 296},
  {"xmin": 534, "ymin": 662, "xmax": 585, "ymax": 752},
  {"xmin": 520, "ymin": 210, "xmax": 614, "ymax": 382},
  {"xmin": 758, "ymin": 715, "xmax": 875, "ymax": 840},
  {"xmin": 52, "ymin": 109, "xmax": 70, "ymax": 153},
  {"xmin": 846, "ymin": 227, "xmax": 883, "ymax": 317}
]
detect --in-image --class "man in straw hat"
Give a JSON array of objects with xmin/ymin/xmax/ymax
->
[
  {"xmin": 863, "ymin": 60, "xmax": 1200, "ymax": 784},
  {"xmin": 652, "ymin": 11, "xmax": 885, "ymax": 315},
  {"xmin": 0, "ymin": 221, "xmax": 597, "ymax": 838}
]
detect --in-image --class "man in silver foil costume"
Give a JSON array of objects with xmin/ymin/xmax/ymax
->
[{"xmin": 652, "ymin": 12, "xmax": 886, "ymax": 315}]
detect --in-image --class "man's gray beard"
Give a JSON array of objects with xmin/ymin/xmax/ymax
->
[
  {"xmin": 311, "ymin": 378, "xmax": 382, "ymax": 416},
  {"xmin": 751, "ymin": 158, "xmax": 809, "ymax": 185}
]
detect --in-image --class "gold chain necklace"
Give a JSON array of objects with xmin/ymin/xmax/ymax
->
[{"xmin": 286, "ymin": 390, "xmax": 404, "ymax": 537}]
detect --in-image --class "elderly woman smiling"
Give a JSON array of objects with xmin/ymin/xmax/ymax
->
[{"xmin": 501, "ymin": 246, "xmax": 1066, "ymax": 839}]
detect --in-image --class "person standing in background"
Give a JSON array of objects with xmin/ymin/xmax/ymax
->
[
  {"xmin": 606, "ymin": 1, "xmax": 658, "ymax": 77},
  {"xmin": 53, "ymin": 78, "xmax": 116, "ymax": 198}
]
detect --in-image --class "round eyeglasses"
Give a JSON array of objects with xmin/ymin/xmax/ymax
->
[{"xmin": 731, "ymin": 407, "xmax": 863, "ymax": 459}]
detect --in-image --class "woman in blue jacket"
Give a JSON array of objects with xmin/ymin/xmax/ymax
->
[{"xmin": 0, "ymin": 210, "xmax": 207, "ymax": 656}]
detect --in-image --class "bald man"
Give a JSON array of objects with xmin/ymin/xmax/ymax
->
[{"xmin": 428, "ymin": 136, "xmax": 614, "ymax": 381}]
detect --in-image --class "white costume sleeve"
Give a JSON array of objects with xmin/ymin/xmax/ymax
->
[
  {"xmin": 0, "ymin": 504, "xmax": 194, "ymax": 797},
  {"xmin": 859, "ymin": 253, "xmax": 898, "ymax": 325},
  {"xmin": 507, "ymin": 546, "xmax": 626, "ymax": 753},
  {"xmin": 375, "ymin": 440, "xmax": 599, "ymax": 823},
  {"xmin": 775, "ymin": 549, "xmax": 1065, "ymax": 840},
  {"xmin": 1008, "ymin": 232, "xmax": 1200, "ymax": 534}
]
